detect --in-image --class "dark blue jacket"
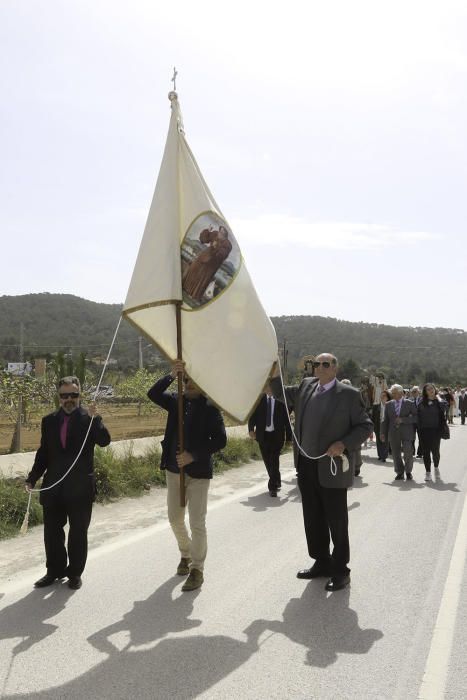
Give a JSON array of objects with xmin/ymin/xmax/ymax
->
[{"xmin": 147, "ymin": 374, "xmax": 227, "ymax": 479}]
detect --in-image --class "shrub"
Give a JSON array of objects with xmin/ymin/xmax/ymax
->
[
  {"xmin": 0, "ymin": 478, "xmax": 43, "ymax": 538},
  {"xmin": 213, "ymin": 437, "xmax": 262, "ymax": 473},
  {"xmin": 0, "ymin": 437, "xmax": 266, "ymax": 539},
  {"xmin": 93, "ymin": 444, "xmax": 164, "ymax": 502}
]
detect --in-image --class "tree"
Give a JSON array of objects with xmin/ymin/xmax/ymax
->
[
  {"xmin": 0, "ymin": 371, "xmax": 56, "ymax": 452},
  {"xmin": 338, "ymin": 358, "xmax": 361, "ymax": 385},
  {"xmin": 117, "ymin": 369, "xmax": 163, "ymax": 415}
]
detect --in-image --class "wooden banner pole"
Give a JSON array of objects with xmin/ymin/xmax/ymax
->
[{"xmin": 175, "ymin": 302, "xmax": 185, "ymax": 507}]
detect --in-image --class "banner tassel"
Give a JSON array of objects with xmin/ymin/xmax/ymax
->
[{"xmin": 20, "ymin": 491, "xmax": 32, "ymax": 535}]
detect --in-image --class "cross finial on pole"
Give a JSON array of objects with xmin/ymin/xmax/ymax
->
[{"xmin": 171, "ymin": 67, "xmax": 178, "ymax": 92}]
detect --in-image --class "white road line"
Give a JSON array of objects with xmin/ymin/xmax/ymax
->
[
  {"xmin": 418, "ymin": 489, "xmax": 467, "ymax": 699},
  {"xmin": 0, "ymin": 472, "xmax": 284, "ymax": 596}
]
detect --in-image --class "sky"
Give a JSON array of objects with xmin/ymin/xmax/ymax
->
[{"xmin": 1, "ymin": 0, "xmax": 466, "ymax": 329}]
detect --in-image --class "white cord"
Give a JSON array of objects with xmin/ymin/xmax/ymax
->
[{"xmin": 276, "ymin": 356, "xmax": 345, "ymax": 476}]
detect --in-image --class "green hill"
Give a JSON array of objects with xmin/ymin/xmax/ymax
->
[{"xmin": 1, "ymin": 294, "xmax": 466, "ymax": 384}]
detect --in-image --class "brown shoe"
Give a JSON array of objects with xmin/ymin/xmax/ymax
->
[
  {"xmin": 182, "ymin": 568, "xmax": 204, "ymax": 591},
  {"xmin": 176, "ymin": 558, "xmax": 192, "ymax": 576}
]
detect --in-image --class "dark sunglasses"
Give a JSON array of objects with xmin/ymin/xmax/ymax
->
[
  {"xmin": 312, "ymin": 361, "xmax": 332, "ymax": 368},
  {"xmin": 59, "ymin": 392, "xmax": 80, "ymax": 399}
]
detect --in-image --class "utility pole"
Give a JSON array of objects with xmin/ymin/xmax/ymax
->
[
  {"xmin": 282, "ymin": 338, "xmax": 288, "ymax": 382},
  {"xmin": 11, "ymin": 323, "xmax": 24, "ymax": 453},
  {"xmin": 138, "ymin": 337, "xmax": 143, "ymax": 370}
]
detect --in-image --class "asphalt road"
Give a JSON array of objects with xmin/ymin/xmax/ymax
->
[{"xmin": 1, "ymin": 429, "xmax": 466, "ymax": 699}]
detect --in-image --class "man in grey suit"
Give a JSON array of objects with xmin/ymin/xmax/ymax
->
[
  {"xmin": 271, "ymin": 353, "xmax": 372, "ymax": 592},
  {"xmin": 381, "ymin": 384, "xmax": 417, "ymax": 481}
]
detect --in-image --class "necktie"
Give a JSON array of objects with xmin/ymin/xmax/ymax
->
[
  {"xmin": 317, "ymin": 385, "xmax": 325, "ymax": 394},
  {"xmin": 60, "ymin": 414, "xmax": 70, "ymax": 448},
  {"xmin": 266, "ymin": 397, "xmax": 272, "ymax": 427},
  {"xmin": 395, "ymin": 401, "xmax": 401, "ymax": 417}
]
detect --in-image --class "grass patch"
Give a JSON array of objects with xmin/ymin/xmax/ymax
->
[
  {"xmin": 93, "ymin": 443, "xmax": 165, "ymax": 502},
  {"xmin": 0, "ymin": 437, "xmax": 266, "ymax": 540},
  {"xmin": 0, "ymin": 478, "xmax": 43, "ymax": 538},
  {"xmin": 213, "ymin": 437, "xmax": 262, "ymax": 473}
]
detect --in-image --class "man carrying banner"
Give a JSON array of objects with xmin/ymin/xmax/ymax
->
[
  {"xmin": 148, "ymin": 360, "xmax": 226, "ymax": 591},
  {"xmin": 25, "ymin": 376, "xmax": 111, "ymax": 590},
  {"xmin": 271, "ymin": 354, "xmax": 372, "ymax": 591}
]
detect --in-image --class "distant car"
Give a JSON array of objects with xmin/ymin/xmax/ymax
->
[{"xmin": 88, "ymin": 385, "xmax": 114, "ymax": 398}]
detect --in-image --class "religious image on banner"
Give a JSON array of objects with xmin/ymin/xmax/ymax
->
[{"xmin": 181, "ymin": 212, "xmax": 241, "ymax": 309}]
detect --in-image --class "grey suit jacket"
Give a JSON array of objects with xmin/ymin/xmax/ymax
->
[
  {"xmin": 381, "ymin": 399, "xmax": 417, "ymax": 442},
  {"xmin": 270, "ymin": 376, "xmax": 373, "ymax": 487}
]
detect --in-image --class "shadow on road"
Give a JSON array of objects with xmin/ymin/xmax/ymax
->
[
  {"xmin": 240, "ymin": 492, "xmax": 291, "ymax": 511},
  {"xmin": 425, "ymin": 480, "xmax": 460, "ymax": 492},
  {"xmin": 383, "ymin": 480, "xmax": 425, "ymax": 489},
  {"xmin": 244, "ymin": 583, "xmax": 383, "ymax": 668},
  {"xmin": 351, "ymin": 478, "xmax": 369, "ymax": 490},
  {"xmin": 1, "ymin": 577, "xmax": 261, "ymax": 699},
  {"xmin": 0, "ymin": 584, "xmax": 73, "ymax": 656}
]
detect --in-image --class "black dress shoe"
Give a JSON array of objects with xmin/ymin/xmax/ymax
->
[
  {"xmin": 269, "ymin": 490, "xmax": 277, "ymax": 497},
  {"xmin": 395, "ymin": 474, "xmax": 404, "ymax": 480},
  {"xmin": 406, "ymin": 473, "xmax": 413, "ymax": 480},
  {"xmin": 68, "ymin": 576, "xmax": 82, "ymax": 590},
  {"xmin": 325, "ymin": 574, "xmax": 350, "ymax": 591},
  {"xmin": 297, "ymin": 561, "xmax": 332, "ymax": 579},
  {"xmin": 34, "ymin": 573, "xmax": 64, "ymax": 588}
]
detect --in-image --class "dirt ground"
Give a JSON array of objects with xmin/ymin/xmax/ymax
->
[{"xmin": 0, "ymin": 404, "xmax": 167, "ymax": 454}]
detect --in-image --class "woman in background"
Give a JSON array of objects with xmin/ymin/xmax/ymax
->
[{"xmin": 417, "ymin": 383, "xmax": 446, "ymax": 481}]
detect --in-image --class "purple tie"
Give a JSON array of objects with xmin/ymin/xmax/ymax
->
[
  {"xmin": 60, "ymin": 415, "xmax": 70, "ymax": 449},
  {"xmin": 395, "ymin": 401, "xmax": 401, "ymax": 417},
  {"xmin": 318, "ymin": 385, "xmax": 325, "ymax": 394}
]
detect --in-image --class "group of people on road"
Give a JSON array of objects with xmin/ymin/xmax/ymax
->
[
  {"xmin": 363, "ymin": 379, "xmax": 459, "ymax": 482},
  {"xmin": 24, "ymin": 355, "xmax": 460, "ymax": 597}
]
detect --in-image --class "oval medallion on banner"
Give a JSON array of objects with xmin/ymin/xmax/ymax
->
[{"xmin": 181, "ymin": 212, "xmax": 242, "ymax": 310}]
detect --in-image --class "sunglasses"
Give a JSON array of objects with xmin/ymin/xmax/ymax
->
[
  {"xmin": 59, "ymin": 392, "xmax": 80, "ymax": 399},
  {"xmin": 312, "ymin": 361, "xmax": 333, "ymax": 369}
]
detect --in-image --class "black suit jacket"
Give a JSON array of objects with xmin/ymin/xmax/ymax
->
[
  {"xmin": 248, "ymin": 395, "xmax": 292, "ymax": 445},
  {"xmin": 271, "ymin": 376, "xmax": 373, "ymax": 488},
  {"xmin": 26, "ymin": 407, "xmax": 111, "ymax": 506},
  {"xmin": 147, "ymin": 374, "xmax": 227, "ymax": 479}
]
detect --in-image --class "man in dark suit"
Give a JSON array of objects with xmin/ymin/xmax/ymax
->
[
  {"xmin": 147, "ymin": 360, "xmax": 226, "ymax": 592},
  {"xmin": 271, "ymin": 353, "xmax": 372, "ymax": 592},
  {"xmin": 381, "ymin": 384, "xmax": 418, "ymax": 480},
  {"xmin": 25, "ymin": 376, "xmax": 111, "ymax": 590},
  {"xmin": 248, "ymin": 382, "xmax": 292, "ymax": 496}
]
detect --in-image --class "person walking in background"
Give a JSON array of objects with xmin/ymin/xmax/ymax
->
[
  {"xmin": 248, "ymin": 381, "xmax": 292, "ymax": 496},
  {"xmin": 25, "ymin": 376, "xmax": 111, "ymax": 590},
  {"xmin": 375, "ymin": 389, "xmax": 391, "ymax": 462},
  {"xmin": 446, "ymin": 388, "xmax": 456, "ymax": 424},
  {"xmin": 147, "ymin": 360, "xmax": 226, "ymax": 591},
  {"xmin": 410, "ymin": 386, "xmax": 423, "ymax": 458},
  {"xmin": 459, "ymin": 388, "xmax": 467, "ymax": 425},
  {"xmin": 370, "ymin": 372, "xmax": 388, "ymax": 446},
  {"xmin": 417, "ymin": 383, "xmax": 447, "ymax": 481},
  {"xmin": 381, "ymin": 384, "xmax": 418, "ymax": 481}
]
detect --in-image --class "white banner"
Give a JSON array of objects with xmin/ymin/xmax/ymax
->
[{"xmin": 123, "ymin": 93, "xmax": 277, "ymax": 422}]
